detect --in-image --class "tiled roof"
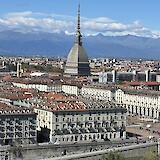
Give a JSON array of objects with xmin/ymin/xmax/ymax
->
[{"xmin": 0, "ymin": 102, "xmax": 35, "ymax": 115}]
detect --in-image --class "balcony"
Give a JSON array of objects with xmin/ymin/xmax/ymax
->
[
  {"xmin": 17, "ymin": 120, "xmax": 23, "ymax": 125},
  {"xmin": 88, "ymin": 127, "xmax": 98, "ymax": 133},
  {"xmin": 0, "ymin": 133, "xmax": 5, "ymax": 138},
  {"xmin": 6, "ymin": 133, "xmax": 14, "ymax": 138},
  {"xmin": 71, "ymin": 128, "xmax": 79, "ymax": 134},
  {"xmin": 30, "ymin": 120, "xmax": 36, "ymax": 124},
  {"xmin": 113, "ymin": 125, "xmax": 120, "ymax": 131},
  {"xmin": 96, "ymin": 127, "xmax": 105, "ymax": 133},
  {"xmin": 105, "ymin": 127, "xmax": 112, "ymax": 132},
  {"xmin": 0, "ymin": 121, "xmax": 4, "ymax": 125},
  {"xmin": 29, "ymin": 125, "xmax": 36, "ymax": 130},
  {"xmin": 29, "ymin": 131, "xmax": 36, "ymax": 137},
  {"xmin": 79, "ymin": 128, "xmax": 88, "ymax": 133},
  {"xmin": 54, "ymin": 129, "xmax": 63, "ymax": 135},
  {"xmin": 16, "ymin": 126, "xmax": 22, "ymax": 131},
  {"xmin": 15, "ymin": 132, "xmax": 22, "ymax": 138},
  {"xmin": 77, "ymin": 121, "xmax": 83, "ymax": 126},
  {"xmin": 120, "ymin": 126, "xmax": 126, "ymax": 131},
  {"xmin": 61, "ymin": 128, "xmax": 71, "ymax": 134},
  {"xmin": 67, "ymin": 122, "xmax": 76, "ymax": 128}
]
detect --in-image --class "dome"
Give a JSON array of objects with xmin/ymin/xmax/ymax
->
[{"xmin": 66, "ymin": 44, "xmax": 89, "ymax": 65}]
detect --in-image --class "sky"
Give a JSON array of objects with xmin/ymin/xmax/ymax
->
[{"xmin": 0, "ymin": 0, "xmax": 160, "ymax": 38}]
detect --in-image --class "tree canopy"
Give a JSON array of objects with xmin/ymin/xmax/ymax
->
[{"xmin": 141, "ymin": 149, "xmax": 160, "ymax": 160}]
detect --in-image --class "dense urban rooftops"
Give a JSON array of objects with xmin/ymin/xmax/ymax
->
[{"xmin": 0, "ymin": 102, "xmax": 35, "ymax": 115}]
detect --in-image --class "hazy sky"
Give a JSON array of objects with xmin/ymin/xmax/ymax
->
[{"xmin": 0, "ymin": 0, "xmax": 160, "ymax": 37}]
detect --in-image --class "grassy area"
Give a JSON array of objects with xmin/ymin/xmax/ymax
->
[{"xmin": 125, "ymin": 157, "xmax": 142, "ymax": 160}]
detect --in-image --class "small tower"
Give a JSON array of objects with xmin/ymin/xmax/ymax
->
[
  {"xmin": 112, "ymin": 70, "xmax": 117, "ymax": 83},
  {"xmin": 2, "ymin": 61, "xmax": 5, "ymax": 68},
  {"xmin": 17, "ymin": 62, "xmax": 22, "ymax": 78},
  {"xmin": 145, "ymin": 70, "xmax": 150, "ymax": 82},
  {"xmin": 64, "ymin": 3, "xmax": 90, "ymax": 76}
]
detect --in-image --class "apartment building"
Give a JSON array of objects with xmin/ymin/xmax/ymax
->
[
  {"xmin": 81, "ymin": 84, "xmax": 115, "ymax": 101},
  {"xmin": 11, "ymin": 78, "xmax": 62, "ymax": 93},
  {"xmin": 115, "ymin": 89, "xmax": 160, "ymax": 119},
  {"xmin": 62, "ymin": 82, "xmax": 82, "ymax": 96},
  {"xmin": 99, "ymin": 70, "xmax": 156, "ymax": 83},
  {"xmin": 0, "ymin": 103, "xmax": 37, "ymax": 146},
  {"xmin": 34, "ymin": 100, "xmax": 127, "ymax": 144}
]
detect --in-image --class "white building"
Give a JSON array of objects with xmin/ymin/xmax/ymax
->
[
  {"xmin": 115, "ymin": 89, "xmax": 160, "ymax": 119},
  {"xmin": 62, "ymin": 83, "xmax": 82, "ymax": 96},
  {"xmin": 81, "ymin": 85, "xmax": 115, "ymax": 101},
  {"xmin": 30, "ymin": 72, "xmax": 48, "ymax": 78},
  {"xmin": 12, "ymin": 78, "xmax": 62, "ymax": 93},
  {"xmin": 34, "ymin": 100, "xmax": 127, "ymax": 144}
]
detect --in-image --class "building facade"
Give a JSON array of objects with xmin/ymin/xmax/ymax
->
[
  {"xmin": 115, "ymin": 89, "xmax": 160, "ymax": 119},
  {"xmin": 81, "ymin": 85, "xmax": 115, "ymax": 101},
  {"xmin": 12, "ymin": 79, "xmax": 62, "ymax": 93},
  {"xmin": 62, "ymin": 84, "xmax": 82, "ymax": 96},
  {"xmin": 99, "ymin": 70, "xmax": 156, "ymax": 83},
  {"xmin": 34, "ymin": 100, "xmax": 127, "ymax": 144},
  {"xmin": 0, "ymin": 103, "xmax": 37, "ymax": 146}
]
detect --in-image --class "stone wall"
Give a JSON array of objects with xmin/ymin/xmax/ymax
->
[{"xmin": 8, "ymin": 142, "xmax": 158, "ymax": 160}]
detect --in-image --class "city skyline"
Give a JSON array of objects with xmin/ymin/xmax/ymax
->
[{"xmin": 0, "ymin": 0, "xmax": 160, "ymax": 38}]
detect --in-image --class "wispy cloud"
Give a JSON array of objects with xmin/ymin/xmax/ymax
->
[{"xmin": 0, "ymin": 11, "xmax": 158, "ymax": 38}]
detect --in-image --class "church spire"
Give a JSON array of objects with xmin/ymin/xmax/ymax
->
[{"xmin": 75, "ymin": 3, "xmax": 82, "ymax": 46}]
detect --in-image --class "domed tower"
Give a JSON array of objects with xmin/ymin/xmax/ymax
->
[{"xmin": 64, "ymin": 4, "xmax": 90, "ymax": 76}]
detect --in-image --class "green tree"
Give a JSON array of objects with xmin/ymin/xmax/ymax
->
[
  {"xmin": 141, "ymin": 149, "xmax": 160, "ymax": 160},
  {"xmin": 100, "ymin": 151, "xmax": 125, "ymax": 160}
]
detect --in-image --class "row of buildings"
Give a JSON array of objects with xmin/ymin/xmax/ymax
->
[
  {"xmin": 1, "ymin": 76, "xmax": 159, "ymax": 147},
  {"xmin": 11, "ymin": 76, "xmax": 160, "ymax": 119},
  {"xmin": 99, "ymin": 70, "xmax": 157, "ymax": 83},
  {"xmin": 0, "ymin": 84, "xmax": 127, "ymax": 145}
]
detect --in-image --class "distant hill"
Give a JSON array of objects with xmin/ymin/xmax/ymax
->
[{"xmin": 0, "ymin": 30, "xmax": 160, "ymax": 59}]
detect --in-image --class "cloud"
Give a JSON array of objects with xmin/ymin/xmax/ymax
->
[
  {"xmin": 0, "ymin": 11, "xmax": 159, "ymax": 38},
  {"xmin": 87, "ymin": 17, "xmax": 114, "ymax": 23},
  {"xmin": 82, "ymin": 19, "xmax": 142, "ymax": 32},
  {"xmin": 6, "ymin": 11, "xmax": 32, "ymax": 17},
  {"xmin": 0, "ymin": 11, "xmax": 74, "ymax": 33}
]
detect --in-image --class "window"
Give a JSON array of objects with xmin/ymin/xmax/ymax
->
[{"xmin": 89, "ymin": 117, "xmax": 92, "ymax": 120}]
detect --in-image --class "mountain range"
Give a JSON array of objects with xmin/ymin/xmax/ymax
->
[{"xmin": 0, "ymin": 30, "xmax": 160, "ymax": 59}]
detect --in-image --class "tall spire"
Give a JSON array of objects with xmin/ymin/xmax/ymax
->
[{"xmin": 75, "ymin": 2, "xmax": 82, "ymax": 46}]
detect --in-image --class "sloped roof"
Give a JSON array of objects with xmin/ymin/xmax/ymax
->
[{"xmin": 66, "ymin": 44, "xmax": 89, "ymax": 65}]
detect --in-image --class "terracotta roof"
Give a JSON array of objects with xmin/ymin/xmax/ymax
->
[
  {"xmin": 123, "ymin": 81, "xmax": 159, "ymax": 86},
  {"xmin": 0, "ymin": 102, "xmax": 35, "ymax": 115}
]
